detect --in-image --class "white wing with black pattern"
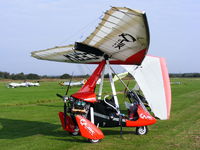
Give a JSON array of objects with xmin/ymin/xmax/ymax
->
[{"xmin": 31, "ymin": 7, "xmax": 150, "ymax": 65}]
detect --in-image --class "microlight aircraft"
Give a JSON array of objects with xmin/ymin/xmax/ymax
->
[
  {"xmin": 59, "ymin": 79, "xmax": 87, "ymax": 87},
  {"xmin": 7, "ymin": 81, "xmax": 40, "ymax": 88},
  {"xmin": 31, "ymin": 7, "xmax": 171, "ymax": 143}
]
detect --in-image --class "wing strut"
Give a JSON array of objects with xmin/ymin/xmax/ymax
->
[
  {"xmin": 97, "ymin": 67, "xmax": 105, "ymax": 100},
  {"xmin": 105, "ymin": 58, "xmax": 120, "ymax": 115}
]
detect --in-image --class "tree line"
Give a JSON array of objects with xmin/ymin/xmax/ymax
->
[
  {"xmin": 0, "ymin": 71, "xmax": 91, "ymax": 80},
  {"xmin": 0, "ymin": 71, "xmax": 114, "ymax": 80},
  {"xmin": 1, "ymin": 71, "xmax": 200, "ymax": 80},
  {"xmin": 169, "ymin": 73, "xmax": 200, "ymax": 78},
  {"xmin": 0, "ymin": 72, "xmax": 41, "ymax": 80}
]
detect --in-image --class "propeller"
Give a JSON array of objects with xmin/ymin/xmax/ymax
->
[
  {"xmin": 65, "ymin": 73, "xmax": 73, "ymax": 95},
  {"xmin": 64, "ymin": 73, "xmax": 73, "ymax": 128},
  {"xmin": 56, "ymin": 73, "xmax": 73, "ymax": 129}
]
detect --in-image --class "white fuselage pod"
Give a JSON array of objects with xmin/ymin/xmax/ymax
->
[
  {"xmin": 121, "ymin": 55, "xmax": 171, "ymax": 120},
  {"xmin": 62, "ymin": 80, "xmax": 86, "ymax": 86},
  {"xmin": 8, "ymin": 82, "xmax": 28, "ymax": 88},
  {"xmin": 26, "ymin": 82, "xmax": 40, "ymax": 86},
  {"xmin": 8, "ymin": 82, "xmax": 40, "ymax": 88}
]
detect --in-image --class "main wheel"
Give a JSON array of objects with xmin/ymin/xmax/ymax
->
[
  {"xmin": 88, "ymin": 139, "xmax": 100, "ymax": 143},
  {"xmin": 136, "ymin": 126, "xmax": 148, "ymax": 135},
  {"xmin": 69, "ymin": 127, "xmax": 79, "ymax": 136},
  {"xmin": 69, "ymin": 131, "xmax": 79, "ymax": 136}
]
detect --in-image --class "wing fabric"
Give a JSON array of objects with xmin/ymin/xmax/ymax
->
[
  {"xmin": 31, "ymin": 7, "xmax": 149, "ymax": 65},
  {"xmin": 31, "ymin": 45, "xmax": 76, "ymax": 62},
  {"xmin": 121, "ymin": 56, "xmax": 171, "ymax": 120},
  {"xmin": 81, "ymin": 7, "xmax": 149, "ymax": 64}
]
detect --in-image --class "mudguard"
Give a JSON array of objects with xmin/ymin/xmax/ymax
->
[
  {"xmin": 75, "ymin": 115, "xmax": 104, "ymax": 140},
  {"xmin": 58, "ymin": 112, "xmax": 76, "ymax": 133},
  {"xmin": 126, "ymin": 105, "xmax": 156, "ymax": 127}
]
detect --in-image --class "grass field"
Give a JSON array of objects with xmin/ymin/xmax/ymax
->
[{"xmin": 0, "ymin": 78, "xmax": 199, "ymax": 150}]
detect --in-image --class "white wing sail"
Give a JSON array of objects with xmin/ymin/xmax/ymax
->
[
  {"xmin": 31, "ymin": 7, "xmax": 149, "ymax": 65},
  {"xmin": 121, "ymin": 56, "xmax": 171, "ymax": 120},
  {"xmin": 31, "ymin": 45, "xmax": 75, "ymax": 62}
]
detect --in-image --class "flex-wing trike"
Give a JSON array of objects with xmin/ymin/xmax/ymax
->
[
  {"xmin": 56, "ymin": 59, "xmax": 156, "ymax": 143},
  {"xmin": 31, "ymin": 7, "xmax": 171, "ymax": 143}
]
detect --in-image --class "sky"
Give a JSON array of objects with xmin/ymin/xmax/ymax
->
[{"xmin": 0, "ymin": 0, "xmax": 200, "ymax": 75}]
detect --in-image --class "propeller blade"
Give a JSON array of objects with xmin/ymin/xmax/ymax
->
[
  {"xmin": 64, "ymin": 72, "xmax": 73, "ymax": 128},
  {"xmin": 65, "ymin": 72, "xmax": 74, "ymax": 95},
  {"xmin": 56, "ymin": 93, "xmax": 67, "ymax": 128},
  {"xmin": 56, "ymin": 93, "xmax": 63, "ymax": 99},
  {"xmin": 64, "ymin": 102, "xmax": 67, "ymax": 128}
]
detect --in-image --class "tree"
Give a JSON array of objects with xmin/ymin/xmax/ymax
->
[
  {"xmin": 0, "ymin": 72, "xmax": 10, "ymax": 79},
  {"xmin": 12, "ymin": 72, "xmax": 26, "ymax": 80},
  {"xmin": 60, "ymin": 73, "xmax": 71, "ymax": 79},
  {"xmin": 26, "ymin": 73, "xmax": 40, "ymax": 80}
]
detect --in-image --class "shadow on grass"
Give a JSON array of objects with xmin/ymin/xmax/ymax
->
[
  {"xmin": 0, "ymin": 118, "xmax": 136, "ymax": 142},
  {"xmin": 37, "ymin": 104, "xmax": 62, "ymax": 108},
  {"xmin": 52, "ymin": 137, "xmax": 88, "ymax": 143},
  {"xmin": 0, "ymin": 118, "xmax": 64, "ymax": 139},
  {"xmin": 102, "ymin": 129, "xmax": 136, "ymax": 135}
]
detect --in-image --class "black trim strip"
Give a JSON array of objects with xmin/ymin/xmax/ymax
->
[
  {"xmin": 143, "ymin": 13, "xmax": 150, "ymax": 50},
  {"xmin": 74, "ymin": 42, "xmax": 104, "ymax": 56}
]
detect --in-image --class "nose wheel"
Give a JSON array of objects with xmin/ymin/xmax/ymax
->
[
  {"xmin": 136, "ymin": 126, "xmax": 148, "ymax": 135},
  {"xmin": 88, "ymin": 139, "xmax": 100, "ymax": 143}
]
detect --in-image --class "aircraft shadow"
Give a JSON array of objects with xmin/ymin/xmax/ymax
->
[
  {"xmin": 0, "ymin": 118, "xmax": 63, "ymax": 139},
  {"xmin": 0, "ymin": 118, "xmax": 136, "ymax": 141},
  {"xmin": 102, "ymin": 129, "xmax": 136, "ymax": 135}
]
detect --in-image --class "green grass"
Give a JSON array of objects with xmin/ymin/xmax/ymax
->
[{"xmin": 0, "ymin": 78, "xmax": 199, "ymax": 150}]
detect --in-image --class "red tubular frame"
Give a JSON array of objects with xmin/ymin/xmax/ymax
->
[{"xmin": 72, "ymin": 60, "xmax": 106, "ymax": 102}]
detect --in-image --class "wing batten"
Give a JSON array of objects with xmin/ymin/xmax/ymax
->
[
  {"xmin": 31, "ymin": 7, "xmax": 149, "ymax": 65},
  {"xmin": 82, "ymin": 7, "xmax": 149, "ymax": 62}
]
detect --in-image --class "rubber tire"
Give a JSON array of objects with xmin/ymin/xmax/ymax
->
[
  {"xmin": 88, "ymin": 139, "xmax": 100, "ymax": 143},
  {"xmin": 69, "ymin": 131, "xmax": 79, "ymax": 136},
  {"xmin": 136, "ymin": 126, "xmax": 148, "ymax": 135}
]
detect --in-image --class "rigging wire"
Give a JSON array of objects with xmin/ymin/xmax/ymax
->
[{"xmin": 58, "ymin": 15, "xmax": 102, "ymax": 46}]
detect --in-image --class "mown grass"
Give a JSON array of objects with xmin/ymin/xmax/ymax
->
[{"xmin": 0, "ymin": 78, "xmax": 199, "ymax": 150}]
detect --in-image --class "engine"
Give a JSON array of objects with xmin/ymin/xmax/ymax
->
[{"xmin": 69, "ymin": 97, "xmax": 90, "ymax": 114}]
